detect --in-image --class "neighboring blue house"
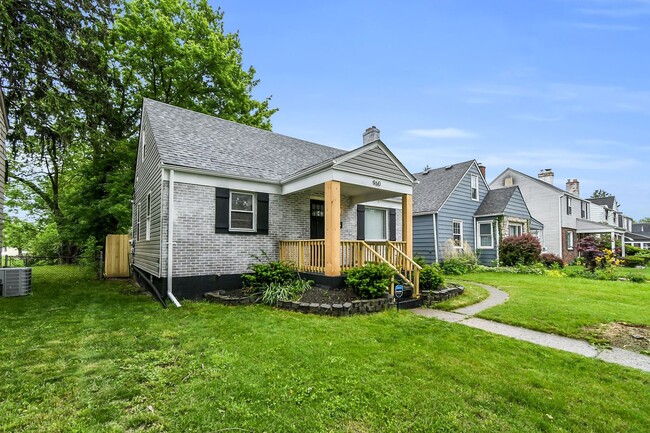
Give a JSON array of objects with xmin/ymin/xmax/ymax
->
[
  {"xmin": 412, "ymin": 160, "xmax": 489, "ymax": 264},
  {"xmin": 474, "ymin": 186, "xmax": 544, "ymax": 265}
]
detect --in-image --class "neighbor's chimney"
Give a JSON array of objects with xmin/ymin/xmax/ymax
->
[
  {"xmin": 363, "ymin": 126, "xmax": 380, "ymax": 145},
  {"xmin": 478, "ymin": 163, "xmax": 486, "ymax": 178},
  {"xmin": 538, "ymin": 168, "xmax": 554, "ymax": 184},
  {"xmin": 566, "ymin": 178, "xmax": 580, "ymax": 196}
]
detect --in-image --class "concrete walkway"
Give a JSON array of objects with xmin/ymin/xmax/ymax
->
[{"xmin": 412, "ymin": 283, "xmax": 650, "ymax": 373}]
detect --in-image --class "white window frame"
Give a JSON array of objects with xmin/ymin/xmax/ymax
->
[
  {"xmin": 581, "ymin": 201, "xmax": 588, "ymax": 219},
  {"xmin": 145, "ymin": 192, "xmax": 151, "ymax": 241},
  {"xmin": 508, "ymin": 223, "xmax": 523, "ymax": 237},
  {"xmin": 566, "ymin": 230, "xmax": 574, "ymax": 250},
  {"xmin": 477, "ymin": 221, "xmax": 493, "ymax": 249},
  {"xmin": 365, "ymin": 207, "xmax": 388, "ymax": 241},
  {"xmin": 452, "ymin": 220, "xmax": 463, "ymax": 247},
  {"xmin": 470, "ymin": 175, "xmax": 479, "ymax": 201},
  {"xmin": 135, "ymin": 203, "xmax": 140, "ymax": 242},
  {"xmin": 566, "ymin": 197, "xmax": 572, "ymax": 215},
  {"xmin": 229, "ymin": 191, "xmax": 256, "ymax": 232}
]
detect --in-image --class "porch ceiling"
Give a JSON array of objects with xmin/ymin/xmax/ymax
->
[
  {"xmin": 304, "ymin": 182, "xmax": 402, "ymax": 203},
  {"xmin": 576, "ymin": 219, "xmax": 626, "ymax": 234}
]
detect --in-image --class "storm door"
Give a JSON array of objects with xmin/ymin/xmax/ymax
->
[{"xmin": 310, "ymin": 200, "xmax": 325, "ymax": 239}]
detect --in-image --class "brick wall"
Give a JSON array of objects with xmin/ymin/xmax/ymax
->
[
  {"xmin": 163, "ymin": 182, "xmax": 404, "ymax": 277},
  {"xmin": 561, "ymin": 227, "xmax": 578, "ymax": 264}
]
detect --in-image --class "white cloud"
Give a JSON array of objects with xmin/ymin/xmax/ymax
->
[{"xmin": 406, "ymin": 128, "xmax": 478, "ymax": 139}]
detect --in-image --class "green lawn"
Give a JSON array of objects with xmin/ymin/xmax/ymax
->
[
  {"xmin": 433, "ymin": 281, "xmax": 489, "ymax": 311},
  {"xmin": 1, "ymin": 267, "xmax": 649, "ymax": 432},
  {"xmin": 458, "ymin": 271, "xmax": 650, "ymax": 341}
]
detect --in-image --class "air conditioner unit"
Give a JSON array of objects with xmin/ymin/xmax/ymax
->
[{"xmin": 0, "ymin": 268, "xmax": 32, "ymax": 297}]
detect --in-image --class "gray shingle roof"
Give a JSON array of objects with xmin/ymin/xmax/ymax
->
[
  {"xmin": 143, "ymin": 98, "xmax": 347, "ymax": 181},
  {"xmin": 587, "ymin": 196, "xmax": 616, "ymax": 209},
  {"xmin": 474, "ymin": 187, "xmax": 517, "ymax": 216},
  {"xmin": 412, "ymin": 160, "xmax": 475, "ymax": 213}
]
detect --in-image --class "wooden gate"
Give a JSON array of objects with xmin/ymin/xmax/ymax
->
[{"xmin": 104, "ymin": 234, "xmax": 131, "ymax": 278}]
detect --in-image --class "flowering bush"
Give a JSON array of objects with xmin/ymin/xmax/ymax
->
[
  {"xmin": 499, "ymin": 234, "xmax": 541, "ymax": 266},
  {"xmin": 576, "ymin": 236, "xmax": 604, "ymax": 272},
  {"xmin": 539, "ymin": 252, "xmax": 564, "ymax": 268}
]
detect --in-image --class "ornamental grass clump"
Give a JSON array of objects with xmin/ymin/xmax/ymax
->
[{"xmin": 441, "ymin": 240, "xmax": 478, "ymax": 275}]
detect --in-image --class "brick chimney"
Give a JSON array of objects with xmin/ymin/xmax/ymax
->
[
  {"xmin": 478, "ymin": 163, "xmax": 486, "ymax": 178},
  {"xmin": 363, "ymin": 126, "xmax": 380, "ymax": 145},
  {"xmin": 538, "ymin": 168, "xmax": 554, "ymax": 184},
  {"xmin": 566, "ymin": 178, "xmax": 580, "ymax": 196}
]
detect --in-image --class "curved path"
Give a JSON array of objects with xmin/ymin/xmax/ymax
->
[{"xmin": 411, "ymin": 282, "xmax": 650, "ymax": 373}]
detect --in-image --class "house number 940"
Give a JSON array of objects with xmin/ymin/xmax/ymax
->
[{"xmin": 372, "ymin": 180, "xmax": 382, "ymax": 187}]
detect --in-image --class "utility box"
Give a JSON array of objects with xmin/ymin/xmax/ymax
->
[{"xmin": 0, "ymin": 268, "xmax": 32, "ymax": 297}]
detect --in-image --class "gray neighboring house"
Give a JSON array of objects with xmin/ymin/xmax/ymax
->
[
  {"xmin": 132, "ymin": 99, "xmax": 418, "ymax": 302},
  {"xmin": 412, "ymin": 160, "xmax": 489, "ymax": 264},
  {"xmin": 474, "ymin": 186, "xmax": 543, "ymax": 265},
  {"xmin": 628, "ymin": 223, "xmax": 650, "ymax": 249},
  {"xmin": 0, "ymin": 89, "xmax": 7, "ymax": 252}
]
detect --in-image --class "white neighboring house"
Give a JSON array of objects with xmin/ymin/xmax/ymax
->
[
  {"xmin": 490, "ymin": 169, "xmax": 626, "ymax": 263},
  {"xmin": 627, "ymin": 223, "xmax": 650, "ymax": 250}
]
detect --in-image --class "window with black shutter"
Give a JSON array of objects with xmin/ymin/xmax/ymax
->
[{"xmin": 215, "ymin": 188, "xmax": 269, "ymax": 234}]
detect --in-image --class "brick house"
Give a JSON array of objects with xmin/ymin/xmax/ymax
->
[{"xmin": 132, "ymin": 99, "xmax": 418, "ymax": 303}]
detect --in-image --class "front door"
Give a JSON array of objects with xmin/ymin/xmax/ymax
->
[{"xmin": 310, "ymin": 200, "xmax": 325, "ymax": 239}]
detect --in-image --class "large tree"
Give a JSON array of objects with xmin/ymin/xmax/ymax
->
[
  {"xmin": 590, "ymin": 189, "xmax": 611, "ymax": 199},
  {"xmin": 1, "ymin": 0, "xmax": 276, "ymax": 257}
]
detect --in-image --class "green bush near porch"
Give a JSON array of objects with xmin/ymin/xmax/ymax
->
[{"xmin": 345, "ymin": 262, "xmax": 394, "ymax": 299}]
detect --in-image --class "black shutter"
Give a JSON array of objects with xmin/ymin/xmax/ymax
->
[
  {"xmin": 257, "ymin": 193, "xmax": 269, "ymax": 234},
  {"xmin": 357, "ymin": 205, "xmax": 365, "ymax": 240},
  {"xmin": 215, "ymin": 188, "xmax": 230, "ymax": 233},
  {"xmin": 389, "ymin": 209, "xmax": 396, "ymax": 241}
]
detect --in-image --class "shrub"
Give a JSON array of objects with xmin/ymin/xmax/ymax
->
[
  {"xmin": 626, "ymin": 274, "xmax": 647, "ymax": 283},
  {"xmin": 539, "ymin": 252, "xmax": 564, "ymax": 269},
  {"xmin": 260, "ymin": 279, "xmax": 312, "ymax": 305},
  {"xmin": 625, "ymin": 245, "xmax": 642, "ymax": 256},
  {"xmin": 576, "ymin": 236, "xmax": 605, "ymax": 272},
  {"xmin": 475, "ymin": 264, "xmax": 544, "ymax": 275},
  {"xmin": 623, "ymin": 256, "xmax": 646, "ymax": 268},
  {"xmin": 420, "ymin": 264, "xmax": 445, "ymax": 290},
  {"xmin": 346, "ymin": 262, "xmax": 394, "ymax": 299},
  {"xmin": 242, "ymin": 255, "xmax": 298, "ymax": 290},
  {"xmin": 413, "ymin": 255, "xmax": 428, "ymax": 268},
  {"xmin": 499, "ymin": 234, "xmax": 541, "ymax": 266}
]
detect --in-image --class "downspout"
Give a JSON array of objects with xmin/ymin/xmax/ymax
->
[
  {"xmin": 167, "ymin": 169, "xmax": 181, "ymax": 307},
  {"xmin": 495, "ymin": 221, "xmax": 500, "ymax": 266},
  {"xmin": 558, "ymin": 195, "xmax": 563, "ymax": 257},
  {"xmin": 433, "ymin": 213, "xmax": 439, "ymax": 263}
]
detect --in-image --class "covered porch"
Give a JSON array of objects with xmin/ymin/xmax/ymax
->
[{"xmin": 277, "ymin": 137, "xmax": 419, "ymax": 296}]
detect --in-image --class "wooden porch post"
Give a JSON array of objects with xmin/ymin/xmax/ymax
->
[
  {"xmin": 325, "ymin": 181, "xmax": 341, "ymax": 276},
  {"xmin": 402, "ymin": 194, "xmax": 413, "ymax": 259}
]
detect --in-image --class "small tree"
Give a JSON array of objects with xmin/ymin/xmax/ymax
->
[
  {"xmin": 499, "ymin": 234, "xmax": 541, "ymax": 266},
  {"xmin": 576, "ymin": 236, "xmax": 604, "ymax": 272},
  {"xmin": 590, "ymin": 189, "xmax": 611, "ymax": 199}
]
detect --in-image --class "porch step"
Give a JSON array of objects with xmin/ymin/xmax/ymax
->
[{"xmin": 394, "ymin": 296, "xmax": 423, "ymax": 310}]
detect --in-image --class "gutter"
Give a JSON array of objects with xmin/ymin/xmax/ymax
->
[{"xmin": 167, "ymin": 169, "xmax": 181, "ymax": 307}]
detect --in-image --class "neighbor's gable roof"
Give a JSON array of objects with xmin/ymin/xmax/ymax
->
[
  {"xmin": 492, "ymin": 167, "xmax": 585, "ymax": 198},
  {"xmin": 474, "ymin": 186, "xmax": 518, "ymax": 216},
  {"xmin": 587, "ymin": 196, "xmax": 616, "ymax": 209},
  {"xmin": 143, "ymin": 98, "xmax": 347, "ymax": 182},
  {"xmin": 412, "ymin": 160, "xmax": 476, "ymax": 214}
]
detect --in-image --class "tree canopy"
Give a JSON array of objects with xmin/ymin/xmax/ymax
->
[
  {"xmin": 0, "ymin": 0, "xmax": 276, "ymax": 257},
  {"xmin": 590, "ymin": 189, "xmax": 611, "ymax": 199}
]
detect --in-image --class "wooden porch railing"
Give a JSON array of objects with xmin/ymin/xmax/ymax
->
[{"xmin": 279, "ymin": 240, "xmax": 420, "ymax": 297}]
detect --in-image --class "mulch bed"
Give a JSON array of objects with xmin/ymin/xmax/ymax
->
[{"xmin": 298, "ymin": 286, "xmax": 359, "ymax": 304}]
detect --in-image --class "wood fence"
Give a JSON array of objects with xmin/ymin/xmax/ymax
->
[{"xmin": 104, "ymin": 234, "xmax": 131, "ymax": 278}]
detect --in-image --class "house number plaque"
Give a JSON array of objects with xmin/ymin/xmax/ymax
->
[{"xmin": 372, "ymin": 180, "xmax": 382, "ymax": 187}]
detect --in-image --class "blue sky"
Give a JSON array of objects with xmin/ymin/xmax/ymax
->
[{"xmin": 213, "ymin": 0, "xmax": 650, "ymax": 220}]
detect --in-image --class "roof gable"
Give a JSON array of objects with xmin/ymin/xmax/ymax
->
[
  {"xmin": 474, "ymin": 187, "xmax": 517, "ymax": 216},
  {"xmin": 491, "ymin": 167, "xmax": 582, "ymax": 199},
  {"xmin": 413, "ymin": 160, "xmax": 479, "ymax": 213},
  {"xmin": 333, "ymin": 141, "xmax": 415, "ymax": 185}
]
